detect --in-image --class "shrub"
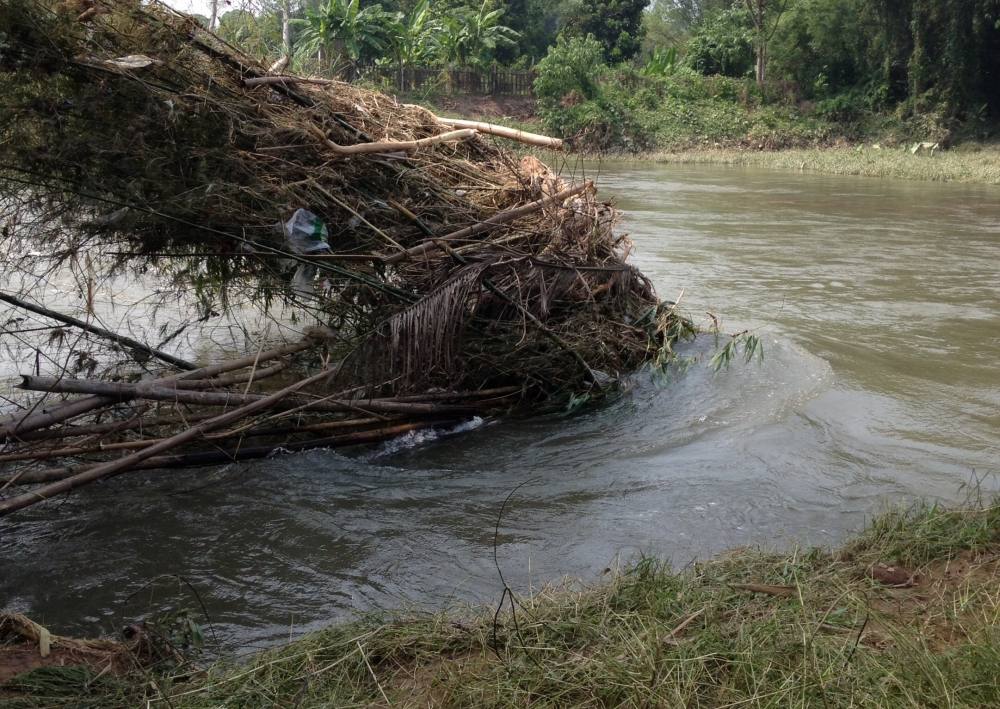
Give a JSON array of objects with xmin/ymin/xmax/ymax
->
[
  {"xmin": 684, "ymin": 6, "xmax": 753, "ymax": 78},
  {"xmin": 535, "ymin": 34, "xmax": 657, "ymax": 151},
  {"xmin": 534, "ymin": 34, "xmax": 608, "ymax": 107}
]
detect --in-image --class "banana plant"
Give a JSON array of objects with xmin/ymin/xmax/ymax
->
[
  {"xmin": 435, "ymin": 1, "xmax": 519, "ymax": 69},
  {"xmin": 388, "ymin": 0, "xmax": 439, "ymax": 88},
  {"xmin": 640, "ymin": 47, "xmax": 678, "ymax": 77},
  {"xmin": 292, "ymin": 0, "xmax": 396, "ymax": 77},
  {"xmin": 395, "ymin": 0, "xmax": 438, "ymax": 67}
]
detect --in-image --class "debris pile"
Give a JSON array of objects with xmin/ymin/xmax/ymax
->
[{"xmin": 0, "ymin": 0, "xmax": 691, "ymax": 514}]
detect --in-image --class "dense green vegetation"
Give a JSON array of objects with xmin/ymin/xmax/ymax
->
[
  {"xmin": 5, "ymin": 498, "xmax": 998, "ymax": 706},
  {"xmin": 196, "ymin": 2, "xmax": 999, "ymax": 152},
  {"xmin": 532, "ymin": 1, "xmax": 1000, "ymax": 151}
]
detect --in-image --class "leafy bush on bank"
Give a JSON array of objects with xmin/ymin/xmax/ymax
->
[{"xmin": 534, "ymin": 36, "xmax": 843, "ymax": 153}]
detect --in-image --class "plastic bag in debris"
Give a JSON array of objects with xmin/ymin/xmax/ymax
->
[
  {"xmin": 282, "ymin": 209, "xmax": 331, "ymax": 298},
  {"xmin": 283, "ymin": 208, "xmax": 331, "ymax": 255}
]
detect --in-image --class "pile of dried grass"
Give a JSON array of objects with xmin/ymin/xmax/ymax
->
[
  {"xmin": 0, "ymin": 612, "xmax": 142, "ymax": 687},
  {"xmin": 0, "ymin": 0, "xmax": 689, "ymax": 405}
]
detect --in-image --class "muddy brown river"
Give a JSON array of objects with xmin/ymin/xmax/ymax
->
[{"xmin": 2, "ymin": 163, "xmax": 998, "ymax": 654}]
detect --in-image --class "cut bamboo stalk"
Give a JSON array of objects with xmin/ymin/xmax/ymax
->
[
  {"xmin": 1, "ymin": 421, "xmax": 449, "ymax": 486},
  {"xmin": 18, "ymin": 377, "xmax": 485, "ymax": 416},
  {"xmin": 0, "ymin": 395, "xmax": 119, "ymax": 443},
  {"xmin": 174, "ymin": 360, "xmax": 288, "ymax": 389},
  {"xmin": 6, "ymin": 410, "xmax": 218, "ymax": 443},
  {"xmin": 0, "ymin": 416, "xmax": 392, "ymax": 463},
  {"xmin": 384, "ymin": 182, "xmax": 591, "ymax": 264},
  {"xmin": 173, "ymin": 337, "xmax": 320, "ymax": 381},
  {"xmin": 0, "ymin": 291, "xmax": 196, "ymax": 370},
  {"xmin": 384, "ymin": 385, "xmax": 520, "ymax": 402},
  {"xmin": 244, "ymin": 75, "xmax": 336, "ymax": 88},
  {"xmin": 436, "ymin": 118, "xmax": 563, "ymax": 150},
  {"xmin": 4, "ymin": 388, "xmax": 507, "ymax": 442},
  {"xmin": 0, "ymin": 337, "xmax": 318, "ymax": 441},
  {"xmin": 0, "ymin": 364, "xmax": 348, "ymax": 515}
]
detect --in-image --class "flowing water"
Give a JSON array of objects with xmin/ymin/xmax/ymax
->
[{"xmin": 2, "ymin": 164, "xmax": 999, "ymax": 654}]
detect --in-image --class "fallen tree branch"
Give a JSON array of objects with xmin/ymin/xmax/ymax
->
[
  {"xmin": 305, "ymin": 123, "xmax": 477, "ymax": 156},
  {"xmin": 436, "ymin": 118, "xmax": 563, "ymax": 150},
  {"xmin": 0, "ymin": 415, "xmax": 394, "ymax": 463}
]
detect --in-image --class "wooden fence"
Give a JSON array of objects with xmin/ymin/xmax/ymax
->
[{"xmin": 373, "ymin": 67, "xmax": 537, "ymax": 96}]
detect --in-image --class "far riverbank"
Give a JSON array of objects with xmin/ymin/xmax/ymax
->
[
  {"xmin": 415, "ymin": 95, "xmax": 1000, "ymax": 185},
  {"xmin": 633, "ymin": 144, "xmax": 1000, "ymax": 184}
]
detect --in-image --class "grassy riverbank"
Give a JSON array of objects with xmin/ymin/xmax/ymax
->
[
  {"xmin": 644, "ymin": 144, "xmax": 1000, "ymax": 184},
  {"xmin": 407, "ymin": 93, "xmax": 1000, "ymax": 185},
  {"xmin": 4, "ymin": 498, "xmax": 998, "ymax": 707}
]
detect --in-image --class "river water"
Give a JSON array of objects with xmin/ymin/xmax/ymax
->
[{"xmin": 2, "ymin": 164, "xmax": 998, "ymax": 654}]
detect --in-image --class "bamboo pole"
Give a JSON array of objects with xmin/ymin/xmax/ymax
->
[
  {"xmin": 174, "ymin": 360, "xmax": 288, "ymax": 389},
  {"xmin": 0, "ymin": 396, "xmax": 119, "ymax": 443},
  {"xmin": 18, "ymin": 377, "xmax": 484, "ymax": 416},
  {"xmin": 0, "ymin": 291, "xmax": 196, "ymax": 371},
  {"xmin": 1, "ymin": 421, "xmax": 447, "ymax": 486},
  {"xmin": 436, "ymin": 118, "xmax": 563, "ymax": 150},
  {"xmin": 0, "ymin": 364, "xmax": 347, "ymax": 516},
  {"xmin": 0, "ymin": 416, "xmax": 391, "ymax": 463},
  {"xmin": 384, "ymin": 182, "xmax": 591, "ymax": 265},
  {"xmin": 6, "ymin": 410, "xmax": 217, "ymax": 443},
  {"xmin": 244, "ymin": 75, "xmax": 337, "ymax": 88},
  {"xmin": 4, "ymin": 386, "xmax": 514, "ymax": 443},
  {"xmin": 0, "ymin": 337, "xmax": 317, "ymax": 441}
]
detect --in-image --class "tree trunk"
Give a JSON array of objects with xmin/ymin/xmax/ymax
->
[
  {"xmin": 209, "ymin": 0, "xmax": 219, "ymax": 30},
  {"xmin": 755, "ymin": 43, "xmax": 766, "ymax": 87},
  {"xmin": 280, "ymin": 0, "xmax": 292, "ymax": 56}
]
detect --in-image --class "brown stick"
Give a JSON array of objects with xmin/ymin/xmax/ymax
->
[
  {"xmin": 0, "ymin": 291, "xmax": 196, "ymax": 370},
  {"xmin": 436, "ymin": 118, "xmax": 563, "ymax": 150},
  {"xmin": 0, "ymin": 416, "xmax": 391, "ymax": 463},
  {"xmin": 1, "ymin": 421, "xmax": 449, "ymax": 486},
  {"xmin": 0, "ymin": 396, "xmax": 118, "ymax": 442},
  {"xmin": 244, "ymin": 75, "xmax": 338, "ymax": 88},
  {"xmin": 0, "ymin": 364, "xmax": 347, "ymax": 516},
  {"xmin": 6, "ymin": 410, "xmax": 218, "ymax": 443},
  {"xmin": 174, "ymin": 360, "xmax": 288, "ymax": 389},
  {"xmin": 4, "ymin": 384, "xmax": 512, "ymax": 444},
  {"xmin": 384, "ymin": 182, "xmax": 591, "ymax": 265},
  {"xmin": 173, "ymin": 337, "xmax": 319, "ymax": 381},
  {"xmin": 19, "ymin": 377, "xmax": 484, "ymax": 416},
  {"xmin": 0, "ymin": 338, "xmax": 317, "ymax": 440}
]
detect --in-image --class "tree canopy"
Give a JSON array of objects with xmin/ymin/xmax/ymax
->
[{"xmin": 204, "ymin": 0, "xmax": 1000, "ymax": 124}]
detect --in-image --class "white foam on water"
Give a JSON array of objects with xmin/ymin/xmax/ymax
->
[{"xmin": 365, "ymin": 417, "xmax": 486, "ymax": 460}]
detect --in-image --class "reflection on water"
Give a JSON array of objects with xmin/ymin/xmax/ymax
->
[{"xmin": 2, "ymin": 164, "xmax": 998, "ymax": 653}]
